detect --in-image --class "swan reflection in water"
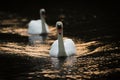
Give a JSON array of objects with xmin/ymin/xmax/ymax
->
[
  {"xmin": 28, "ymin": 34, "xmax": 48, "ymax": 45},
  {"xmin": 50, "ymin": 56, "xmax": 77, "ymax": 69}
]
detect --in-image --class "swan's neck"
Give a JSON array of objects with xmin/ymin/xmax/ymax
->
[
  {"xmin": 58, "ymin": 32, "xmax": 66, "ymax": 57},
  {"xmin": 41, "ymin": 15, "xmax": 47, "ymax": 33}
]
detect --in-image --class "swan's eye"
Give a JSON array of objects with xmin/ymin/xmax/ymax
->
[{"xmin": 57, "ymin": 25, "xmax": 62, "ymax": 29}]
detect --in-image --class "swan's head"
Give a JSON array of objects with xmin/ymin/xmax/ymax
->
[
  {"xmin": 40, "ymin": 8, "xmax": 46, "ymax": 16},
  {"xmin": 56, "ymin": 21, "xmax": 63, "ymax": 35}
]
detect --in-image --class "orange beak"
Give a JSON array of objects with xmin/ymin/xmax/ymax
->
[{"xmin": 58, "ymin": 29, "xmax": 62, "ymax": 34}]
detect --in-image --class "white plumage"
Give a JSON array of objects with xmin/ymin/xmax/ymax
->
[
  {"xmin": 28, "ymin": 8, "xmax": 49, "ymax": 44},
  {"xmin": 49, "ymin": 21, "xmax": 76, "ymax": 57},
  {"xmin": 28, "ymin": 20, "xmax": 49, "ymax": 34},
  {"xmin": 50, "ymin": 39, "xmax": 76, "ymax": 57}
]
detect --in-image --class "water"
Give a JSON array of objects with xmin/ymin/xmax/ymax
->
[
  {"xmin": 0, "ymin": 54, "xmax": 77, "ymax": 80},
  {"xmin": 0, "ymin": 52, "xmax": 119, "ymax": 80}
]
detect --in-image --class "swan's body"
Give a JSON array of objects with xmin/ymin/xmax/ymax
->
[
  {"xmin": 28, "ymin": 20, "xmax": 49, "ymax": 34},
  {"xmin": 50, "ymin": 21, "xmax": 76, "ymax": 57},
  {"xmin": 28, "ymin": 9, "xmax": 49, "ymax": 44},
  {"xmin": 50, "ymin": 39, "xmax": 76, "ymax": 57}
]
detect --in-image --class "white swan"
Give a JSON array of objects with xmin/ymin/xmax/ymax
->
[
  {"xmin": 49, "ymin": 21, "xmax": 76, "ymax": 57},
  {"xmin": 28, "ymin": 8, "xmax": 49, "ymax": 44}
]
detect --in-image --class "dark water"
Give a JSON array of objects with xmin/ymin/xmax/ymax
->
[
  {"xmin": 0, "ymin": 54, "xmax": 76, "ymax": 80},
  {"xmin": 0, "ymin": 52, "xmax": 119, "ymax": 80}
]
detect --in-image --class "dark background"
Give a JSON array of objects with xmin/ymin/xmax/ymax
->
[
  {"xmin": 0, "ymin": 0, "xmax": 119, "ymax": 16},
  {"xmin": 0, "ymin": 0, "xmax": 120, "ymax": 40},
  {"xmin": 0, "ymin": 0, "xmax": 120, "ymax": 22}
]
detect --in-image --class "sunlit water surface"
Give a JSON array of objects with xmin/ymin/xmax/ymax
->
[{"xmin": 0, "ymin": 51, "xmax": 119, "ymax": 80}]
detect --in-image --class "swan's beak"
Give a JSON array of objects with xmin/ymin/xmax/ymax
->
[
  {"xmin": 41, "ymin": 12, "xmax": 46, "ymax": 18},
  {"xmin": 57, "ymin": 25, "xmax": 62, "ymax": 35},
  {"xmin": 41, "ymin": 11, "xmax": 45, "ymax": 15},
  {"xmin": 58, "ymin": 29, "xmax": 62, "ymax": 35}
]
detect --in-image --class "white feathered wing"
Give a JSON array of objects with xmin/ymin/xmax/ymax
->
[
  {"xmin": 28, "ymin": 20, "xmax": 49, "ymax": 34},
  {"xmin": 49, "ymin": 39, "xmax": 76, "ymax": 57}
]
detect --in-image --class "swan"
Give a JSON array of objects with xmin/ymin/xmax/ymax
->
[
  {"xmin": 28, "ymin": 8, "xmax": 49, "ymax": 44},
  {"xmin": 49, "ymin": 21, "xmax": 76, "ymax": 57}
]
